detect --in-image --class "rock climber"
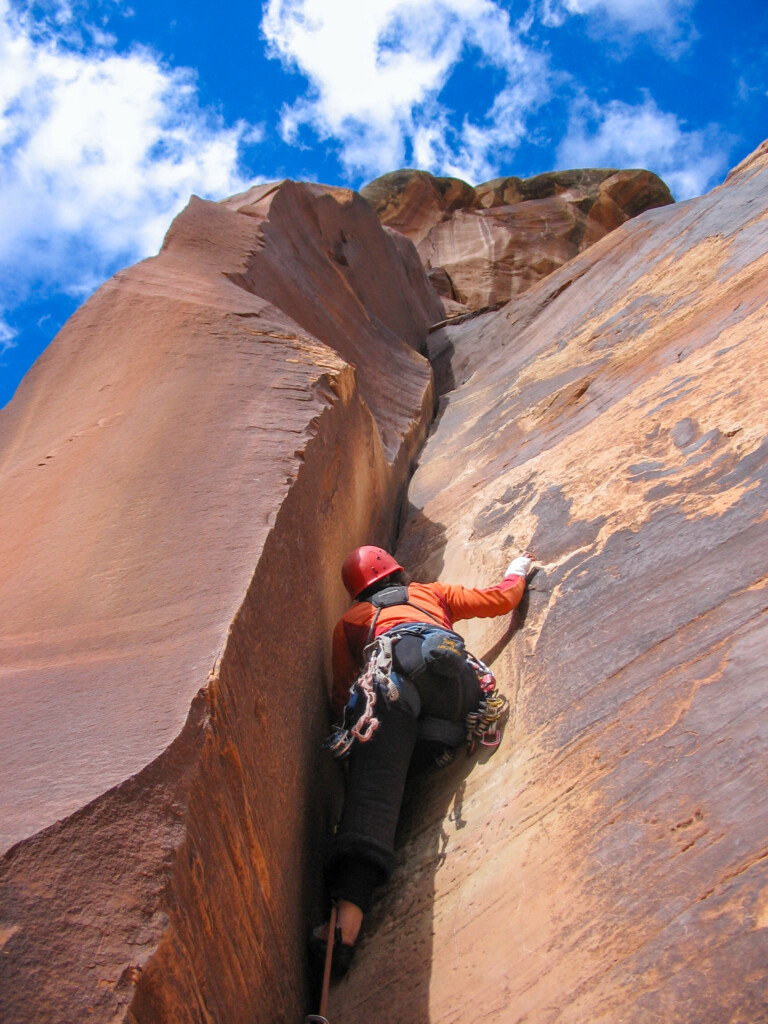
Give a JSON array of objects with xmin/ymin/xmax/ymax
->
[{"xmin": 310, "ymin": 544, "xmax": 533, "ymax": 980}]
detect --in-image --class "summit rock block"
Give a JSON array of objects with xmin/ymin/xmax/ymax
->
[{"xmin": 362, "ymin": 166, "xmax": 674, "ymax": 312}]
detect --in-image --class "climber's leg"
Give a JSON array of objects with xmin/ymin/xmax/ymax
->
[
  {"xmin": 312, "ymin": 692, "xmax": 419, "ymax": 978},
  {"xmin": 327, "ymin": 694, "xmax": 419, "ymax": 888}
]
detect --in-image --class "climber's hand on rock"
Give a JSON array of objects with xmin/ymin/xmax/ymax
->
[{"xmin": 505, "ymin": 555, "xmax": 533, "ymax": 579}]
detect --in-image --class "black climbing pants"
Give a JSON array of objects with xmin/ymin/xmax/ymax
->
[{"xmin": 326, "ymin": 652, "xmax": 483, "ymax": 914}]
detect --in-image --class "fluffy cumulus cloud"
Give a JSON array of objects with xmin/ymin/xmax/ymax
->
[
  {"xmin": 540, "ymin": 0, "xmax": 696, "ymax": 47},
  {"xmin": 262, "ymin": 0, "xmax": 549, "ymax": 183},
  {"xmin": 556, "ymin": 95, "xmax": 731, "ymax": 199},
  {"xmin": 0, "ymin": 0, "xmax": 258, "ymax": 320}
]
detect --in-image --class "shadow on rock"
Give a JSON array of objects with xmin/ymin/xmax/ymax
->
[{"xmin": 394, "ymin": 502, "xmax": 448, "ymax": 582}]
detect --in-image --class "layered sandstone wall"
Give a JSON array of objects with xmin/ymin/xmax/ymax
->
[
  {"xmin": 362, "ymin": 167, "xmax": 674, "ymax": 312},
  {"xmin": 3, "ymin": 143, "xmax": 766, "ymax": 1024},
  {"xmin": 331, "ymin": 147, "xmax": 768, "ymax": 1022},
  {"xmin": 0, "ymin": 183, "xmax": 441, "ymax": 1023}
]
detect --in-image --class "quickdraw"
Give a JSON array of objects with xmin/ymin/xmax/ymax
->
[
  {"xmin": 467, "ymin": 653, "xmax": 497, "ymax": 694},
  {"xmin": 433, "ymin": 747, "xmax": 456, "ymax": 768},
  {"xmin": 465, "ymin": 689, "xmax": 507, "ymax": 753},
  {"xmin": 458, "ymin": 651, "xmax": 507, "ymax": 753}
]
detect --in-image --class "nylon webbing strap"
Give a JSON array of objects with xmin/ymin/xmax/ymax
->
[{"xmin": 363, "ymin": 586, "xmax": 446, "ymax": 645}]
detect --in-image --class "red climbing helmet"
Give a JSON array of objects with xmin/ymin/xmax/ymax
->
[{"xmin": 341, "ymin": 545, "xmax": 403, "ymax": 599}]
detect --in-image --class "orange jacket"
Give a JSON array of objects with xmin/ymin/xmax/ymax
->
[{"xmin": 331, "ymin": 574, "xmax": 526, "ymax": 718}]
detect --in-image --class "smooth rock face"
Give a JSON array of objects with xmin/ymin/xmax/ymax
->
[
  {"xmin": 331, "ymin": 147, "xmax": 768, "ymax": 1021},
  {"xmin": 3, "ymin": 142, "xmax": 766, "ymax": 1024},
  {"xmin": 362, "ymin": 167, "xmax": 674, "ymax": 311},
  {"xmin": 0, "ymin": 182, "xmax": 440, "ymax": 1023}
]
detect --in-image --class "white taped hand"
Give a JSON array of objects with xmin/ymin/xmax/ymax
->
[{"xmin": 505, "ymin": 555, "xmax": 532, "ymax": 579}]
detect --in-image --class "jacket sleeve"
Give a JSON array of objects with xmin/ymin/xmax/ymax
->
[
  {"xmin": 437, "ymin": 573, "xmax": 526, "ymax": 623},
  {"xmin": 331, "ymin": 618, "xmax": 358, "ymax": 721}
]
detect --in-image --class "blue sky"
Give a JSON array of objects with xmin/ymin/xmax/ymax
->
[{"xmin": 1, "ymin": 0, "xmax": 766, "ymax": 408}]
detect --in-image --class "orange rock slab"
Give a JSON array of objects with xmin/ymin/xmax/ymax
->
[
  {"xmin": 0, "ymin": 182, "xmax": 441, "ymax": 1023},
  {"xmin": 331, "ymin": 148, "xmax": 768, "ymax": 1021},
  {"xmin": 363, "ymin": 167, "xmax": 674, "ymax": 312}
]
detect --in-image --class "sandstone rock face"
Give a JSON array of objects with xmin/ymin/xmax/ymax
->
[
  {"xmin": 0, "ymin": 182, "xmax": 441, "ymax": 1023},
  {"xmin": 3, "ymin": 141, "xmax": 765, "ymax": 1024},
  {"xmin": 331, "ymin": 145, "xmax": 768, "ymax": 1022},
  {"xmin": 362, "ymin": 167, "xmax": 674, "ymax": 312}
]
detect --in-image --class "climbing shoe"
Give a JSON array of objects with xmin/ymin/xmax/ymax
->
[{"xmin": 308, "ymin": 923, "xmax": 356, "ymax": 981}]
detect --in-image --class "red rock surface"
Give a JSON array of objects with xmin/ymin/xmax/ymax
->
[
  {"xmin": 3, "ymin": 141, "xmax": 766, "ymax": 1024},
  {"xmin": 331, "ymin": 145, "xmax": 768, "ymax": 1022},
  {"xmin": 0, "ymin": 181, "xmax": 440, "ymax": 1023},
  {"xmin": 362, "ymin": 167, "xmax": 674, "ymax": 312}
]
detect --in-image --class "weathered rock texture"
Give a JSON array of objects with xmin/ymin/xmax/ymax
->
[
  {"xmin": 3, "ymin": 141, "xmax": 767, "ymax": 1024},
  {"xmin": 331, "ymin": 147, "xmax": 768, "ymax": 1021},
  {"xmin": 362, "ymin": 167, "xmax": 674, "ymax": 313},
  {"xmin": 0, "ymin": 181, "xmax": 441, "ymax": 1023}
]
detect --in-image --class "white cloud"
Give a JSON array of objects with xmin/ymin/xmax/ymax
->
[
  {"xmin": 0, "ymin": 318, "xmax": 17, "ymax": 354},
  {"xmin": 0, "ymin": 0, "xmax": 260, "ymax": 324},
  {"xmin": 410, "ymin": 78, "xmax": 546, "ymax": 183},
  {"xmin": 262, "ymin": 0, "xmax": 549, "ymax": 181},
  {"xmin": 540, "ymin": 0, "xmax": 696, "ymax": 48},
  {"xmin": 556, "ymin": 95, "xmax": 730, "ymax": 199}
]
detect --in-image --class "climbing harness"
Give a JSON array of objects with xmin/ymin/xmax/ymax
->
[
  {"xmin": 324, "ymin": 623, "xmax": 507, "ymax": 763},
  {"xmin": 324, "ymin": 583, "xmax": 509, "ymax": 762},
  {"xmin": 364, "ymin": 584, "xmax": 447, "ymax": 645}
]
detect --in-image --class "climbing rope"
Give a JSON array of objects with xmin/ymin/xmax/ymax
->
[
  {"xmin": 324, "ymin": 635, "xmax": 398, "ymax": 758},
  {"xmin": 305, "ymin": 902, "xmax": 337, "ymax": 1024}
]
